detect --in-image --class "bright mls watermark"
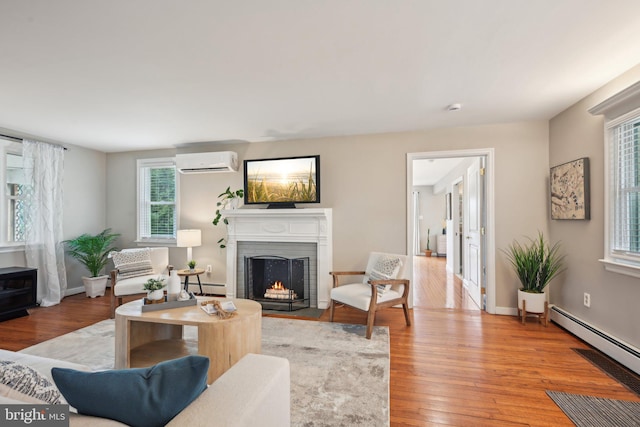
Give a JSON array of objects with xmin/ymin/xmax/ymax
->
[{"xmin": 1, "ymin": 405, "xmax": 68, "ymax": 426}]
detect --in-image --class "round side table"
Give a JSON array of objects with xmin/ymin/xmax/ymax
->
[{"xmin": 176, "ymin": 268, "xmax": 205, "ymax": 294}]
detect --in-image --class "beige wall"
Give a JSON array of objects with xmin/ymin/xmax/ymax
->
[
  {"xmin": 549, "ymin": 64, "xmax": 640, "ymax": 348},
  {"xmin": 106, "ymin": 120, "xmax": 550, "ymax": 311},
  {"xmin": 62, "ymin": 143, "xmax": 108, "ymax": 292}
]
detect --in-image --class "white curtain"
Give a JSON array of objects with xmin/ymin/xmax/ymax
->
[
  {"xmin": 23, "ymin": 139, "xmax": 67, "ymax": 306},
  {"xmin": 413, "ymin": 191, "xmax": 421, "ymax": 255}
]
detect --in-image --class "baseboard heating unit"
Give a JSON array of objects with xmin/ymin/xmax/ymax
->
[{"xmin": 551, "ymin": 305, "xmax": 640, "ymax": 375}]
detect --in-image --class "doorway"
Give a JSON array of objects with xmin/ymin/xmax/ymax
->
[{"xmin": 407, "ymin": 149, "xmax": 495, "ymax": 314}]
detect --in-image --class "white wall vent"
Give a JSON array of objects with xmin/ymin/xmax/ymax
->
[{"xmin": 176, "ymin": 151, "xmax": 238, "ymax": 173}]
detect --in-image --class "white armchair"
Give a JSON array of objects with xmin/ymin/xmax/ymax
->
[
  {"xmin": 109, "ymin": 247, "xmax": 172, "ymax": 318},
  {"xmin": 329, "ymin": 252, "xmax": 411, "ymax": 339}
]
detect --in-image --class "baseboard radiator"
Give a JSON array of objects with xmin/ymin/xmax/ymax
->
[{"xmin": 551, "ymin": 305, "xmax": 640, "ymax": 375}]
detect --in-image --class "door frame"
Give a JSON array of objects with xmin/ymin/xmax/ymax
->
[{"xmin": 406, "ymin": 148, "xmax": 496, "ymax": 314}]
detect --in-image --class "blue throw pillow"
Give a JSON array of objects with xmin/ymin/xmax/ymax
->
[{"xmin": 51, "ymin": 355, "xmax": 209, "ymax": 427}]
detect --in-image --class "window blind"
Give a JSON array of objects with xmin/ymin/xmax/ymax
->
[
  {"xmin": 611, "ymin": 118, "xmax": 640, "ymax": 256},
  {"xmin": 138, "ymin": 160, "xmax": 176, "ymax": 240}
]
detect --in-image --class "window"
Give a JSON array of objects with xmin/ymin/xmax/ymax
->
[
  {"xmin": 609, "ymin": 115, "xmax": 640, "ymax": 258},
  {"xmin": 590, "ymin": 81, "xmax": 640, "ymax": 277},
  {"xmin": 0, "ymin": 138, "xmax": 27, "ymax": 248},
  {"xmin": 137, "ymin": 158, "xmax": 178, "ymax": 243},
  {"xmin": 6, "ymin": 153, "xmax": 27, "ymax": 242}
]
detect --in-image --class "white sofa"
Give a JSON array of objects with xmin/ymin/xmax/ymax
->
[
  {"xmin": 0, "ymin": 350, "xmax": 290, "ymax": 427},
  {"xmin": 109, "ymin": 247, "xmax": 172, "ymax": 318}
]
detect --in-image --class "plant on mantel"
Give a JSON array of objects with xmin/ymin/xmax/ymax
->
[{"xmin": 212, "ymin": 186, "xmax": 244, "ymax": 248}]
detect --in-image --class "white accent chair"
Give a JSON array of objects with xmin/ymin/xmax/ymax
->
[
  {"xmin": 109, "ymin": 247, "xmax": 172, "ymax": 318},
  {"xmin": 329, "ymin": 252, "xmax": 411, "ymax": 339}
]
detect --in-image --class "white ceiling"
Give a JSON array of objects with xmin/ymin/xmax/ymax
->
[{"xmin": 2, "ymin": 1, "xmax": 640, "ymax": 153}]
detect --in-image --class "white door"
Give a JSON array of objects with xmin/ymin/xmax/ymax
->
[{"xmin": 463, "ymin": 159, "xmax": 484, "ymax": 309}]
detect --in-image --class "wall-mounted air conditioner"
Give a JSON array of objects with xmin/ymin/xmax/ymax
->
[{"xmin": 176, "ymin": 151, "xmax": 238, "ymax": 173}]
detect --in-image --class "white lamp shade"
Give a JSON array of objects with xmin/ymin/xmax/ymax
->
[{"xmin": 176, "ymin": 229, "xmax": 202, "ymax": 248}]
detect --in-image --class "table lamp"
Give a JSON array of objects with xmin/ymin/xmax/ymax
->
[{"xmin": 176, "ymin": 229, "xmax": 202, "ymax": 264}]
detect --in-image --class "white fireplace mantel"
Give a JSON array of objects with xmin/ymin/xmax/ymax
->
[{"xmin": 223, "ymin": 208, "xmax": 333, "ymax": 309}]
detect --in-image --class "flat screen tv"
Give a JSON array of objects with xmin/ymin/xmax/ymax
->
[{"xmin": 244, "ymin": 155, "xmax": 320, "ymax": 208}]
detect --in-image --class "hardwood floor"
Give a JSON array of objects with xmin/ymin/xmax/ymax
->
[{"xmin": 0, "ymin": 256, "xmax": 638, "ymax": 426}]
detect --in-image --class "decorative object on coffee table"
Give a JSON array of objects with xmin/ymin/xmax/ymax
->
[
  {"xmin": 200, "ymin": 299, "xmax": 236, "ymax": 319},
  {"xmin": 143, "ymin": 277, "xmax": 165, "ymax": 301},
  {"xmin": 167, "ymin": 270, "xmax": 181, "ymax": 301}
]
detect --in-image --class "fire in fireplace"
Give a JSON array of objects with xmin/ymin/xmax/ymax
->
[
  {"xmin": 245, "ymin": 255, "xmax": 310, "ymax": 311},
  {"xmin": 264, "ymin": 281, "xmax": 298, "ymax": 300}
]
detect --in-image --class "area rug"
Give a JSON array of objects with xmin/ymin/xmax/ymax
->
[
  {"xmin": 546, "ymin": 391, "xmax": 640, "ymax": 427},
  {"xmin": 19, "ymin": 317, "xmax": 390, "ymax": 426}
]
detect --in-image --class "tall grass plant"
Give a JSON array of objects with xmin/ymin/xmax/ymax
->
[{"xmin": 503, "ymin": 232, "xmax": 565, "ymax": 293}]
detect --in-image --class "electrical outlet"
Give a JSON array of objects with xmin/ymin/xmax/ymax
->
[
  {"xmin": 583, "ymin": 293, "xmax": 591, "ymax": 307},
  {"xmin": 206, "ymin": 264, "xmax": 212, "ymax": 273}
]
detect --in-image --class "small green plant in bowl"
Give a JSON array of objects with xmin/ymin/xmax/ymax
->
[
  {"xmin": 143, "ymin": 277, "xmax": 166, "ymax": 291},
  {"xmin": 187, "ymin": 260, "xmax": 197, "ymax": 270},
  {"xmin": 144, "ymin": 277, "xmax": 166, "ymax": 301}
]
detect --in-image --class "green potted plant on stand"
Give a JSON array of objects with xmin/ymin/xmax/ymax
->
[
  {"xmin": 187, "ymin": 260, "xmax": 197, "ymax": 272},
  {"xmin": 212, "ymin": 186, "xmax": 244, "ymax": 248},
  {"xmin": 503, "ymin": 232, "xmax": 565, "ymax": 325},
  {"xmin": 65, "ymin": 228, "xmax": 120, "ymax": 298}
]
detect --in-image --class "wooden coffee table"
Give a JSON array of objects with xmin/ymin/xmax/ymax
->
[{"xmin": 114, "ymin": 297, "xmax": 261, "ymax": 384}]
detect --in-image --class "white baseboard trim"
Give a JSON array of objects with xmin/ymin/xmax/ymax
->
[
  {"xmin": 65, "ymin": 286, "xmax": 84, "ymax": 296},
  {"xmin": 495, "ymin": 306, "xmax": 518, "ymax": 316},
  {"xmin": 186, "ymin": 283, "xmax": 227, "ymax": 295},
  {"xmin": 66, "ymin": 284, "xmax": 226, "ymax": 297},
  {"xmin": 550, "ymin": 305, "xmax": 640, "ymax": 375}
]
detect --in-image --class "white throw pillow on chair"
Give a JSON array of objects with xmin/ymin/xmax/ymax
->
[
  {"xmin": 364, "ymin": 254, "xmax": 402, "ymax": 294},
  {"xmin": 111, "ymin": 248, "xmax": 154, "ymax": 279}
]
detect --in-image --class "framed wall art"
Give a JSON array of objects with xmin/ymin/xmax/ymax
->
[{"xmin": 550, "ymin": 157, "xmax": 590, "ymax": 220}]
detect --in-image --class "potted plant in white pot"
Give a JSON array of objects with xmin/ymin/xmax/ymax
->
[
  {"xmin": 143, "ymin": 277, "xmax": 166, "ymax": 301},
  {"xmin": 65, "ymin": 228, "xmax": 120, "ymax": 298},
  {"xmin": 503, "ymin": 232, "xmax": 565, "ymax": 324}
]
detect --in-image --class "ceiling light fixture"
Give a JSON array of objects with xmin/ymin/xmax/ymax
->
[{"xmin": 447, "ymin": 103, "xmax": 462, "ymax": 111}]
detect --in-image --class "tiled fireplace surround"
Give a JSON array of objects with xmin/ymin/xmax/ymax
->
[{"xmin": 223, "ymin": 208, "xmax": 333, "ymax": 309}]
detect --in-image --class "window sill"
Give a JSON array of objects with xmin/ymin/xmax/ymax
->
[
  {"xmin": 134, "ymin": 239, "xmax": 177, "ymax": 247},
  {"xmin": 0, "ymin": 244, "xmax": 25, "ymax": 254},
  {"xmin": 599, "ymin": 258, "xmax": 640, "ymax": 279}
]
